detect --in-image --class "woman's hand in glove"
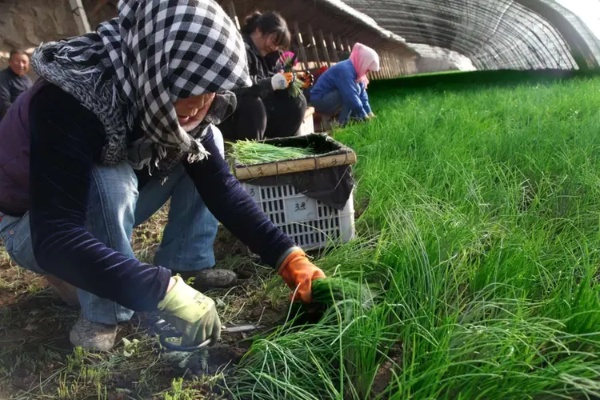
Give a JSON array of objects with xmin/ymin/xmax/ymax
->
[
  {"xmin": 278, "ymin": 247, "xmax": 326, "ymax": 302},
  {"xmin": 157, "ymin": 276, "xmax": 221, "ymax": 346},
  {"xmin": 271, "ymin": 72, "xmax": 295, "ymax": 90}
]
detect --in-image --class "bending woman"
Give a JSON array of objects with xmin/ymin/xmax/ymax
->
[
  {"xmin": 310, "ymin": 43, "xmax": 380, "ymax": 126},
  {"xmin": 218, "ymin": 11, "xmax": 308, "ymax": 141},
  {"xmin": 0, "ymin": 0, "xmax": 325, "ymax": 352}
]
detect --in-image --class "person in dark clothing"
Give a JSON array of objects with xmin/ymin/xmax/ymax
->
[
  {"xmin": 0, "ymin": 49, "xmax": 33, "ymax": 120},
  {"xmin": 218, "ymin": 11, "xmax": 308, "ymax": 142},
  {"xmin": 0, "ymin": 0, "xmax": 325, "ymax": 352}
]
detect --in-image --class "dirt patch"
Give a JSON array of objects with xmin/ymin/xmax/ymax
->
[
  {"xmin": 162, "ymin": 344, "xmax": 248, "ymax": 376},
  {"xmin": 0, "ymin": 289, "xmax": 77, "ymax": 395},
  {"xmin": 370, "ymin": 342, "xmax": 402, "ymax": 399}
]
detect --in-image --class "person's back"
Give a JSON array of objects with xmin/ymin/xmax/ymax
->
[
  {"xmin": 0, "ymin": 50, "xmax": 33, "ymax": 120},
  {"xmin": 310, "ymin": 60, "xmax": 355, "ymax": 102}
]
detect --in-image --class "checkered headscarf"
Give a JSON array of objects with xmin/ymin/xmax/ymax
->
[{"xmin": 32, "ymin": 0, "xmax": 250, "ymax": 173}]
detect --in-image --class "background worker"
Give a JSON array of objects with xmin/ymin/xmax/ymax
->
[
  {"xmin": 0, "ymin": 49, "xmax": 33, "ymax": 120},
  {"xmin": 310, "ymin": 42, "xmax": 379, "ymax": 126},
  {"xmin": 218, "ymin": 11, "xmax": 308, "ymax": 142}
]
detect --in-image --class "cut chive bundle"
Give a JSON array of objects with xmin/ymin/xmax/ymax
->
[
  {"xmin": 311, "ymin": 277, "xmax": 373, "ymax": 308},
  {"xmin": 229, "ymin": 140, "xmax": 316, "ymax": 165}
]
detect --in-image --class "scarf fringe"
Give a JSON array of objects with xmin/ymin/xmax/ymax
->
[{"xmin": 187, "ymin": 139, "xmax": 211, "ymax": 164}]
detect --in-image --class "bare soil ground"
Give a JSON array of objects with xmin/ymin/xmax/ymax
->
[{"xmin": 0, "ymin": 209, "xmax": 290, "ymax": 399}]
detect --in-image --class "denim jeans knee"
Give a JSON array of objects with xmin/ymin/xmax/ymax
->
[
  {"xmin": 0, "ymin": 213, "xmax": 45, "ymax": 274},
  {"xmin": 311, "ymin": 90, "xmax": 343, "ymax": 116},
  {"xmin": 77, "ymin": 162, "xmax": 141, "ymax": 325},
  {"xmin": 136, "ymin": 126, "xmax": 224, "ymax": 272}
]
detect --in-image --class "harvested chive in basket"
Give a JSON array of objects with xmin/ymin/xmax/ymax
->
[{"xmin": 229, "ymin": 140, "xmax": 316, "ymax": 166}]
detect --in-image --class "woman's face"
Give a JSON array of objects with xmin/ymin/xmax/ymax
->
[
  {"xmin": 253, "ymin": 31, "xmax": 281, "ymax": 56},
  {"xmin": 174, "ymin": 93, "xmax": 215, "ymax": 131}
]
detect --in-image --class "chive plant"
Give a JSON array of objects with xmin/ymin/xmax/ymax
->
[{"xmin": 229, "ymin": 72, "xmax": 600, "ymax": 399}]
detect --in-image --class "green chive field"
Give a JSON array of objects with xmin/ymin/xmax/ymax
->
[
  {"xmin": 2, "ymin": 70, "xmax": 600, "ymax": 398},
  {"xmin": 230, "ymin": 70, "xmax": 600, "ymax": 399}
]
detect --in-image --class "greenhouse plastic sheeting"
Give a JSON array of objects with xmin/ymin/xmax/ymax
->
[{"xmin": 341, "ymin": 0, "xmax": 600, "ymax": 70}]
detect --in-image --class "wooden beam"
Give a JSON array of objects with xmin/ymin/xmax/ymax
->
[
  {"xmin": 383, "ymin": 52, "xmax": 391, "ymax": 79},
  {"xmin": 345, "ymin": 39, "xmax": 353, "ymax": 54},
  {"xmin": 292, "ymin": 21, "xmax": 309, "ymax": 71},
  {"xmin": 306, "ymin": 25, "xmax": 322, "ymax": 67},
  {"xmin": 391, "ymin": 54, "xmax": 398, "ymax": 78},
  {"xmin": 336, "ymin": 36, "xmax": 347, "ymax": 59},
  {"xmin": 328, "ymin": 33, "xmax": 339, "ymax": 62},
  {"xmin": 317, "ymin": 29, "xmax": 331, "ymax": 67},
  {"xmin": 379, "ymin": 50, "xmax": 388, "ymax": 79},
  {"xmin": 89, "ymin": 0, "xmax": 109, "ymax": 18},
  {"xmin": 226, "ymin": 1, "xmax": 241, "ymax": 30},
  {"xmin": 69, "ymin": 0, "xmax": 91, "ymax": 34}
]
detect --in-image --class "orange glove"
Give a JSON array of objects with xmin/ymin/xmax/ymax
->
[
  {"xmin": 297, "ymin": 71, "xmax": 315, "ymax": 89},
  {"xmin": 278, "ymin": 248, "xmax": 326, "ymax": 303}
]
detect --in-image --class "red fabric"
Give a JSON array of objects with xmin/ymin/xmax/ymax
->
[{"xmin": 313, "ymin": 66, "xmax": 329, "ymax": 82}]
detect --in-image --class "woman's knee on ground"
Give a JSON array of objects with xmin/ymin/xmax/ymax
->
[
  {"xmin": 88, "ymin": 163, "xmax": 139, "ymax": 217},
  {"xmin": 264, "ymin": 92, "xmax": 307, "ymax": 138},
  {"xmin": 0, "ymin": 213, "xmax": 46, "ymax": 274},
  {"xmin": 310, "ymin": 90, "xmax": 342, "ymax": 117},
  {"xmin": 85, "ymin": 162, "xmax": 140, "ymax": 245}
]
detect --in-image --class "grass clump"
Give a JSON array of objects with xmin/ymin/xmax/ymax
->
[{"xmin": 229, "ymin": 140, "xmax": 315, "ymax": 165}]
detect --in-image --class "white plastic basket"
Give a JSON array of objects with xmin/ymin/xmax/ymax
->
[{"xmin": 240, "ymin": 181, "xmax": 355, "ymax": 251}]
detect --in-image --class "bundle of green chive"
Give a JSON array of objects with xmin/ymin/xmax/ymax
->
[
  {"xmin": 311, "ymin": 277, "xmax": 374, "ymax": 309},
  {"xmin": 229, "ymin": 140, "xmax": 316, "ymax": 166}
]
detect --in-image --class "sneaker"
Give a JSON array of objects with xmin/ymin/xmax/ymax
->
[
  {"xmin": 174, "ymin": 268, "xmax": 237, "ymax": 291},
  {"xmin": 69, "ymin": 316, "xmax": 117, "ymax": 352},
  {"xmin": 44, "ymin": 275, "xmax": 79, "ymax": 306}
]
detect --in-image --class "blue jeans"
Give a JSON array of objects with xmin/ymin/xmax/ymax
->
[
  {"xmin": 0, "ymin": 128, "xmax": 224, "ymax": 325},
  {"xmin": 311, "ymin": 90, "xmax": 353, "ymax": 125}
]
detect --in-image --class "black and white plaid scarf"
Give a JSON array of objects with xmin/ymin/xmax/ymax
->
[{"xmin": 31, "ymin": 0, "xmax": 250, "ymax": 176}]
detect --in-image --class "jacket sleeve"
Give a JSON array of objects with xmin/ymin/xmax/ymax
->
[
  {"xmin": 232, "ymin": 46, "xmax": 275, "ymax": 99},
  {"xmin": 183, "ymin": 128, "xmax": 295, "ymax": 268},
  {"xmin": 233, "ymin": 78, "xmax": 273, "ymax": 99},
  {"xmin": 0, "ymin": 73, "xmax": 12, "ymax": 120},
  {"xmin": 359, "ymin": 82, "xmax": 372, "ymax": 115},
  {"xmin": 334, "ymin": 67, "xmax": 368, "ymax": 120}
]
